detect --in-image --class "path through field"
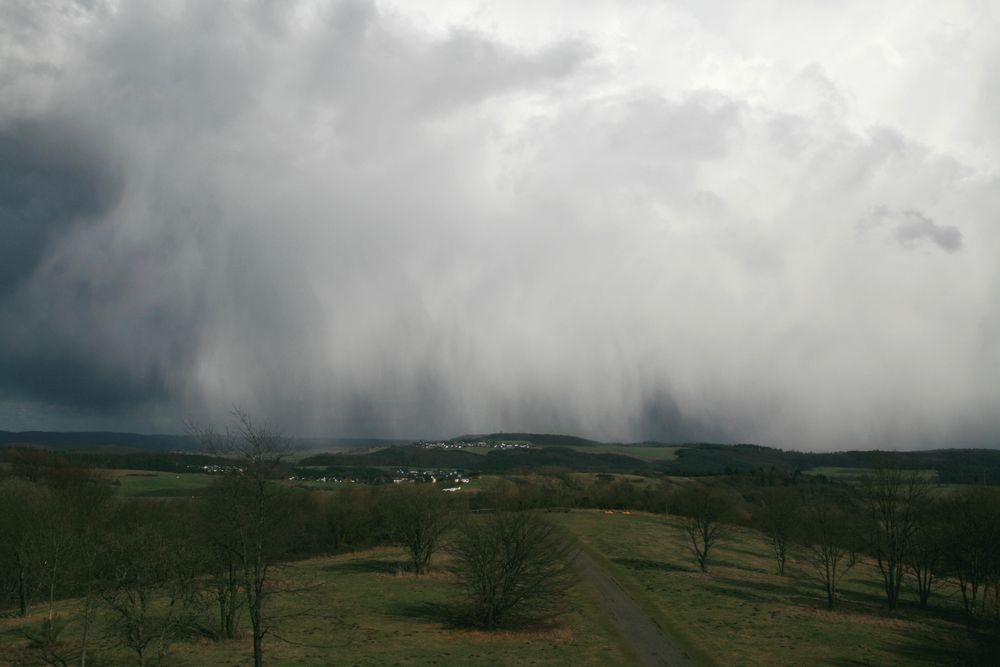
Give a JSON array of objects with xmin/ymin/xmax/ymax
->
[{"xmin": 571, "ymin": 547, "xmax": 696, "ymax": 667}]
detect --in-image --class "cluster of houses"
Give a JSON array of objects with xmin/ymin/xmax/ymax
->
[
  {"xmin": 200, "ymin": 464, "xmax": 243, "ymax": 474},
  {"xmin": 392, "ymin": 467, "xmax": 471, "ymax": 487},
  {"xmin": 416, "ymin": 440, "xmax": 531, "ymax": 451},
  {"xmin": 286, "ymin": 475, "xmax": 358, "ymax": 484}
]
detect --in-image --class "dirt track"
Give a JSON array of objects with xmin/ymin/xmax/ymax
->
[{"xmin": 571, "ymin": 547, "xmax": 696, "ymax": 667}]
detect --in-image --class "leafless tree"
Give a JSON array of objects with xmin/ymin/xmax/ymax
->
[
  {"xmin": 195, "ymin": 503, "xmax": 243, "ymax": 641},
  {"xmin": 756, "ymin": 487, "xmax": 799, "ymax": 575},
  {"xmin": 906, "ymin": 495, "xmax": 946, "ymax": 608},
  {"xmin": 449, "ymin": 511, "xmax": 574, "ymax": 630},
  {"xmin": 191, "ymin": 407, "xmax": 295, "ymax": 667},
  {"xmin": 860, "ymin": 463, "xmax": 928, "ymax": 610},
  {"xmin": 940, "ymin": 486, "xmax": 1000, "ymax": 620},
  {"xmin": 797, "ymin": 494, "xmax": 856, "ymax": 609},
  {"xmin": 100, "ymin": 503, "xmax": 198, "ymax": 667},
  {"xmin": 0, "ymin": 478, "xmax": 56, "ymax": 618},
  {"xmin": 673, "ymin": 485, "xmax": 729, "ymax": 573},
  {"xmin": 386, "ymin": 484, "xmax": 454, "ymax": 574}
]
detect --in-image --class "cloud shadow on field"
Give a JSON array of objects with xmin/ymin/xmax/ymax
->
[{"xmin": 612, "ymin": 557, "xmax": 693, "ymax": 574}]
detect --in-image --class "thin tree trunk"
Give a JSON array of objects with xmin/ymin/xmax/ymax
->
[
  {"xmin": 46, "ymin": 548, "xmax": 60, "ymax": 642},
  {"xmin": 80, "ymin": 586, "xmax": 94, "ymax": 667},
  {"xmin": 18, "ymin": 563, "xmax": 29, "ymax": 617}
]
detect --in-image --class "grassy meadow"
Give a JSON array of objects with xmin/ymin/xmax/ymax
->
[
  {"xmin": 549, "ymin": 510, "xmax": 997, "ymax": 666},
  {"xmin": 110, "ymin": 470, "xmax": 217, "ymax": 497},
  {"xmin": 0, "ymin": 546, "xmax": 634, "ymax": 666},
  {"xmin": 6, "ymin": 461, "xmax": 997, "ymax": 666}
]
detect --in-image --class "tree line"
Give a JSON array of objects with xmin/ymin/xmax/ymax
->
[
  {"xmin": 4, "ymin": 413, "xmax": 1000, "ymax": 665},
  {"xmin": 673, "ymin": 466, "xmax": 1000, "ymax": 624},
  {"xmin": 0, "ymin": 411, "xmax": 573, "ymax": 666}
]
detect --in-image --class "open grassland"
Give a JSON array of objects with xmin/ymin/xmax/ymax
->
[
  {"xmin": 0, "ymin": 547, "xmax": 634, "ymax": 667},
  {"xmin": 550, "ymin": 510, "xmax": 997, "ymax": 666},
  {"xmin": 110, "ymin": 470, "xmax": 217, "ymax": 497}
]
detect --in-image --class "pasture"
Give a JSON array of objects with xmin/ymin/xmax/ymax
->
[
  {"xmin": 110, "ymin": 470, "xmax": 217, "ymax": 497},
  {"xmin": 549, "ymin": 510, "xmax": 997, "ymax": 666},
  {"xmin": 0, "ymin": 546, "xmax": 634, "ymax": 666}
]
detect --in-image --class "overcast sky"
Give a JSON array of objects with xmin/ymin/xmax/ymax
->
[{"xmin": 1, "ymin": 0, "xmax": 998, "ymax": 449}]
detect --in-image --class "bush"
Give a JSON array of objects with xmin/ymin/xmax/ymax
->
[{"xmin": 449, "ymin": 511, "xmax": 574, "ymax": 630}]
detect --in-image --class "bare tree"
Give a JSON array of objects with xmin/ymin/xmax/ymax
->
[
  {"xmin": 797, "ymin": 494, "xmax": 856, "ymax": 609},
  {"xmin": 64, "ymin": 475, "xmax": 116, "ymax": 667},
  {"xmin": 906, "ymin": 495, "xmax": 946, "ymax": 608},
  {"xmin": 386, "ymin": 484, "xmax": 454, "ymax": 574},
  {"xmin": 191, "ymin": 407, "xmax": 294, "ymax": 667},
  {"xmin": 197, "ymin": 483, "xmax": 246, "ymax": 641},
  {"xmin": 940, "ymin": 486, "xmax": 1000, "ymax": 620},
  {"xmin": 860, "ymin": 463, "xmax": 927, "ymax": 610},
  {"xmin": 0, "ymin": 478, "xmax": 49, "ymax": 617},
  {"xmin": 449, "ymin": 511, "xmax": 574, "ymax": 630},
  {"xmin": 673, "ymin": 485, "xmax": 729, "ymax": 573},
  {"xmin": 100, "ymin": 502, "xmax": 198, "ymax": 667},
  {"xmin": 756, "ymin": 487, "xmax": 799, "ymax": 575}
]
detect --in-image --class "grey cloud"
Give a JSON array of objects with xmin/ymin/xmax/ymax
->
[
  {"xmin": 0, "ymin": 0, "xmax": 997, "ymax": 449},
  {"xmin": 0, "ymin": 116, "xmax": 123, "ymax": 288},
  {"xmin": 895, "ymin": 210, "xmax": 963, "ymax": 252},
  {"xmin": 862, "ymin": 206, "xmax": 963, "ymax": 253}
]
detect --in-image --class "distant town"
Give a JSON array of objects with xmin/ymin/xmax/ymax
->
[{"xmin": 416, "ymin": 440, "xmax": 532, "ymax": 451}]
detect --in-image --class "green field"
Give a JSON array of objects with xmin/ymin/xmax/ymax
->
[
  {"xmin": 549, "ymin": 510, "xmax": 994, "ymax": 666},
  {"xmin": 0, "ymin": 547, "xmax": 634, "ymax": 666},
  {"xmin": 112, "ymin": 471, "xmax": 217, "ymax": 497}
]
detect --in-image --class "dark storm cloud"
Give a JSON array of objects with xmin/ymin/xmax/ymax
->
[
  {"xmin": 0, "ymin": 0, "xmax": 998, "ymax": 448},
  {"xmin": 0, "ymin": 116, "xmax": 122, "ymax": 288}
]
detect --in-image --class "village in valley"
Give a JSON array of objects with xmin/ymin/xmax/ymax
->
[{"xmin": 416, "ymin": 439, "xmax": 532, "ymax": 452}]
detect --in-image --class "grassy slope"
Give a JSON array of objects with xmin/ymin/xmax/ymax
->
[
  {"xmin": 0, "ymin": 547, "xmax": 634, "ymax": 667},
  {"xmin": 550, "ymin": 510, "xmax": 995, "ymax": 666}
]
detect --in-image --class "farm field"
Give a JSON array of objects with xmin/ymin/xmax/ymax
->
[
  {"xmin": 549, "ymin": 510, "xmax": 997, "ymax": 666},
  {"xmin": 0, "ymin": 546, "xmax": 634, "ymax": 666},
  {"xmin": 110, "ymin": 470, "xmax": 217, "ymax": 497}
]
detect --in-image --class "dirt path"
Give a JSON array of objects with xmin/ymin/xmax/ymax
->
[{"xmin": 571, "ymin": 547, "xmax": 697, "ymax": 667}]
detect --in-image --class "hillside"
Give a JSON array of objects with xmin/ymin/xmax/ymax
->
[
  {"xmin": 449, "ymin": 432, "xmax": 604, "ymax": 448},
  {"xmin": 4, "ymin": 430, "xmax": 1000, "ymax": 484}
]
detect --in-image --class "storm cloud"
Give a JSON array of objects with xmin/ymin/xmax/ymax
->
[{"xmin": 1, "ymin": 0, "xmax": 998, "ymax": 449}]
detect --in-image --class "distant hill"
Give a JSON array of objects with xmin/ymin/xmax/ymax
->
[
  {"xmin": 662, "ymin": 443, "xmax": 1000, "ymax": 484},
  {"xmin": 448, "ymin": 432, "xmax": 604, "ymax": 448},
  {"xmin": 0, "ymin": 431, "xmax": 407, "ymax": 452},
  {"xmin": 303, "ymin": 440, "xmax": 1000, "ymax": 484},
  {"xmin": 301, "ymin": 444, "xmax": 650, "ymax": 474},
  {"xmin": 0, "ymin": 430, "xmax": 198, "ymax": 451},
  {"xmin": 308, "ymin": 437, "xmax": 416, "ymax": 449},
  {"xmin": 4, "ymin": 430, "xmax": 999, "ymax": 484}
]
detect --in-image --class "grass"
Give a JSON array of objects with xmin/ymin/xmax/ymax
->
[
  {"xmin": 110, "ymin": 470, "xmax": 217, "ymax": 497},
  {"xmin": 549, "ymin": 510, "xmax": 997, "ymax": 666},
  {"xmin": 0, "ymin": 547, "xmax": 635, "ymax": 666}
]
